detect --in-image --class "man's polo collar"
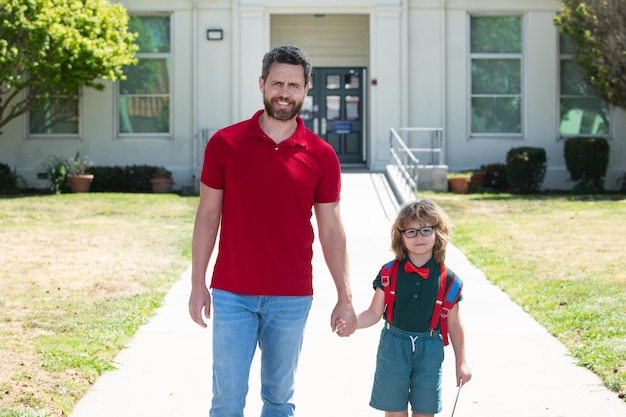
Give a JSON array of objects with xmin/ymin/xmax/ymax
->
[{"xmin": 247, "ymin": 109, "xmax": 308, "ymax": 147}]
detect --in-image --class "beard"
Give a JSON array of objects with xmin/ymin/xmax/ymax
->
[{"xmin": 263, "ymin": 95, "xmax": 304, "ymax": 121}]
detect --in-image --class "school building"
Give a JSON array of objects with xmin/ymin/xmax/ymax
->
[{"xmin": 2, "ymin": 0, "xmax": 625, "ymax": 191}]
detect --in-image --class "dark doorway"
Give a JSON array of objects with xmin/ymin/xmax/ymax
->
[{"xmin": 301, "ymin": 68, "xmax": 366, "ymax": 165}]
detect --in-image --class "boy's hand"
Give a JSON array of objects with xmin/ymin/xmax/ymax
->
[
  {"xmin": 456, "ymin": 364, "xmax": 472, "ymax": 386},
  {"xmin": 334, "ymin": 318, "xmax": 347, "ymax": 336}
]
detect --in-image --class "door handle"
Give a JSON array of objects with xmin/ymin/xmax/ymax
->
[
  {"xmin": 313, "ymin": 118, "xmax": 319, "ymax": 135},
  {"xmin": 321, "ymin": 118, "xmax": 327, "ymax": 134}
]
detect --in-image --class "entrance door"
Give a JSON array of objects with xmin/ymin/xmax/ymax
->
[{"xmin": 300, "ymin": 68, "xmax": 366, "ymax": 165}]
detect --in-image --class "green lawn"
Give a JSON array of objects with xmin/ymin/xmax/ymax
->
[{"xmin": 0, "ymin": 193, "xmax": 199, "ymax": 417}]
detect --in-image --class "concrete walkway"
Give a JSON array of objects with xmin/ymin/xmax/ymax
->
[{"xmin": 70, "ymin": 172, "xmax": 626, "ymax": 417}]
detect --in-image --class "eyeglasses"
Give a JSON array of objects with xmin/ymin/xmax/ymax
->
[{"xmin": 400, "ymin": 226, "xmax": 435, "ymax": 238}]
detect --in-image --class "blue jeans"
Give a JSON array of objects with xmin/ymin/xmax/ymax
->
[{"xmin": 210, "ymin": 289, "xmax": 313, "ymax": 417}]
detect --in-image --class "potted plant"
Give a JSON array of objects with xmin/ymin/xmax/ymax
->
[
  {"xmin": 447, "ymin": 172, "xmax": 471, "ymax": 194},
  {"xmin": 65, "ymin": 152, "xmax": 94, "ymax": 193},
  {"xmin": 469, "ymin": 168, "xmax": 487, "ymax": 188},
  {"xmin": 150, "ymin": 166, "xmax": 173, "ymax": 193}
]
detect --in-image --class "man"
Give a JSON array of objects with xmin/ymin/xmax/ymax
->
[{"xmin": 188, "ymin": 45, "xmax": 357, "ymax": 417}]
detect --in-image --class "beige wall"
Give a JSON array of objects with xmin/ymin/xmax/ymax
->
[{"xmin": 270, "ymin": 14, "xmax": 369, "ymax": 67}]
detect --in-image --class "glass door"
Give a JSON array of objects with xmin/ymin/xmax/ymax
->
[{"xmin": 301, "ymin": 68, "xmax": 366, "ymax": 165}]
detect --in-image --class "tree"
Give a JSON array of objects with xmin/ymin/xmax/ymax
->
[
  {"xmin": 554, "ymin": 0, "xmax": 626, "ymax": 109},
  {"xmin": 0, "ymin": 0, "xmax": 138, "ymax": 133}
]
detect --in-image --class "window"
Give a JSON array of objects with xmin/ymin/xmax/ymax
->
[
  {"xmin": 470, "ymin": 15, "xmax": 523, "ymax": 135},
  {"xmin": 118, "ymin": 15, "xmax": 171, "ymax": 135},
  {"xmin": 28, "ymin": 92, "xmax": 79, "ymax": 136},
  {"xmin": 559, "ymin": 34, "xmax": 609, "ymax": 137}
]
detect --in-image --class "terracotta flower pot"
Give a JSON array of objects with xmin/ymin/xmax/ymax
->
[
  {"xmin": 470, "ymin": 171, "xmax": 487, "ymax": 187},
  {"xmin": 150, "ymin": 178, "xmax": 173, "ymax": 193},
  {"xmin": 67, "ymin": 174, "xmax": 94, "ymax": 193},
  {"xmin": 448, "ymin": 177, "xmax": 469, "ymax": 194}
]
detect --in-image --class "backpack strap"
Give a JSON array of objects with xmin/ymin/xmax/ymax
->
[
  {"xmin": 383, "ymin": 261, "xmax": 463, "ymax": 346},
  {"xmin": 381, "ymin": 260, "xmax": 398, "ymax": 323},
  {"xmin": 429, "ymin": 266, "xmax": 463, "ymax": 346}
]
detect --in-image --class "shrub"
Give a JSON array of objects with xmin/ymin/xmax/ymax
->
[
  {"xmin": 480, "ymin": 163, "xmax": 507, "ymax": 192},
  {"xmin": 151, "ymin": 166, "xmax": 172, "ymax": 179},
  {"xmin": 506, "ymin": 147, "xmax": 546, "ymax": 194},
  {"xmin": 563, "ymin": 137, "xmax": 609, "ymax": 193},
  {"xmin": 0, "ymin": 163, "xmax": 21, "ymax": 194},
  {"xmin": 37, "ymin": 155, "xmax": 68, "ymax": 194},
  {"xmin": 89, "ymin": 165, "xmax": 158, "ymax": 193}
]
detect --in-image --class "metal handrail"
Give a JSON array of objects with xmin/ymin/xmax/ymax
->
[
  {"xmin": 389, "ymin": 128, "xmax": 420, "ymax": 193},
  {"xmin": 389, "ymin": 127, "xmax": 445, "ymax": 195},
  {"xmin": 394, "ymin": 127, "xmax": 444, "ymax": 166}
]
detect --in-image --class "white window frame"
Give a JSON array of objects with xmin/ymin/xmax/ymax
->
[
  {"xmin": 26, "ymin": 89, "xmax": 82, "ymax": 139},
  {"xmin": 468, "ymin": 13, "xmax": 525, "ymax": 138},
  {"xmin": 116, "ymin": 13, "xmax": 172, "ymax": 139}
]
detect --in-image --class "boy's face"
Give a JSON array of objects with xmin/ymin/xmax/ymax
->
[{"xmin": 402, "ymin": 221, "xmax": 436, "ymax": 259}]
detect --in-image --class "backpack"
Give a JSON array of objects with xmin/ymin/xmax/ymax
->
[{"xmin": 380, "ymin": 260, "xmax": 463, "ymax": 346}]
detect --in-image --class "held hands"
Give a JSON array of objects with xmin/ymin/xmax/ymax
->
[
  {"xmin": 331, "ymin": 301, "xmax": 356, "ymax": 337},
  {"xmin": 335, "ymin": 318, "xmax": 348, "ymax": 336}
]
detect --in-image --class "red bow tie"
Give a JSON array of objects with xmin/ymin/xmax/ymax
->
[{"xmin": 404, "ymin": 262, "xmax": 429, "ymax": 279}]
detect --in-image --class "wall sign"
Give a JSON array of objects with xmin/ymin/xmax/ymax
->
[{"xmin": 332, "ymin": 120, "xmax": 352, "ymax": 134}]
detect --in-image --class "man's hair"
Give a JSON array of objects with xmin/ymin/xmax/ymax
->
[
  {"xmin": 261, "ymin": 45, "xmax": 312, "ymax": 85},
  {"xmin": 390, "ymin": 199, "xmax": 453, "ymax": 265}
]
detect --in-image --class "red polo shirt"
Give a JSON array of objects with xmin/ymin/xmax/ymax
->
[{"xmin": 200, "ymin": 110, "xmax": 341, "ymax": 296}]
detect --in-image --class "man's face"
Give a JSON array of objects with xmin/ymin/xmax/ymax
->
[{"xmin": 260, "ymin": 63, "xmax": 310, "ymax": 121}]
